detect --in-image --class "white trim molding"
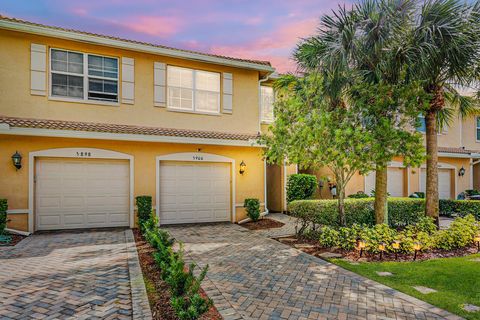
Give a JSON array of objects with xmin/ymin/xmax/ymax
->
[
  {"xmin": 28, "ymin": 147, "xmax": 135, "ymax": 233},
  {"xmin": 0, "ymin": 126, "xmax": 260, "ymax": 148},
  {"xmin": 6, "ymin": 209, "xmax": 29, "ymax": 215},
  {"xmin": 155, "ymin": 152, "xmax": 236, "ymax": 225},
  {"xmin": 0, "ymin": 18, "xmax": 275, "ymax": 73}
]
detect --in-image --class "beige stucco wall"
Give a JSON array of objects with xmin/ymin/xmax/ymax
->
[
  {"xmin": 0, "ymin": 29, "xmax": 263, "ymax": 135},
  {"xmin": 0, "ymin": 135, "xmax": 266, "ymax": 231}
]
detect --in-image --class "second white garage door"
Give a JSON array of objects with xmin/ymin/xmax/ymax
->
[
  {"xmin": 35, "ymin": 158, "xmax": 130, "ymax": 231},
  {"xmin": 420, "ymin": 168, "xmax": 452, "ymax": 199},
  {"xmin": 365, "ymin": 168, "xmax": 405, "ymax": 197},
  {"xmin": 159, "ymin": 161, "xmax": 231, "ymax": 224}
]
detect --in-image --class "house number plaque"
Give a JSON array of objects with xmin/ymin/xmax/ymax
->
[
  {"xmin": 192, "ymin": 155, "xmax": 204, "ymax": 161},
  {"xmin": 76, "ymin": 151, "xmax": 92, "ymax": 157}
]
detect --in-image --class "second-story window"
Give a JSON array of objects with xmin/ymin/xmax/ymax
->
[
  {"xmin": 476, "ymin": 117, "xmax": 480, "ymax": 140},
  {"xmin": 50, "ymin": 49, "xmax": 118, "ymax": 103},
  {"xmin": 167, "ymin": 66, "xmax": 220, "ymax": 114},
  {"xmin": 261, "ymin": 86, "xmax": 274, "ymax": 122},
  {"xmin": 416, "ymin": 115, "xmax": 426, "ymax": 133}
]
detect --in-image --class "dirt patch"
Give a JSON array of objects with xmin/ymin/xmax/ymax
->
[
  {"xmin": 133, "ymin": 229, "xmax": 222, "ymax": 320},
  {"xmin": 0, "ymin": 233, "xmax": 26, "ymax": 247},
  {"xmin": 275, "ymin": 235, "xmax": 479, "ymax": 262},
  {"xmin": 240, "ymin": 218, "xmax": 285, "ymax": 230}
]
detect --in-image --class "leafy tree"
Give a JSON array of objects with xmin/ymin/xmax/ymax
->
[
  {"xmin": 261, "ymin": 75, "xmax": 374, "ymax": 226},
  {"xmin": 405, "ymin": 0, "xmax": 480, "ymax": 221},
  {"xmin": 293, "ymin": 0, "xmax": 426, "ymax": 223}
]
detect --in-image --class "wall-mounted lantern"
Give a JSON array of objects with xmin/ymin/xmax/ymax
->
[
  {"xmin": 458, "ymin": 166, "xmax": 466, "ymax": 177},
  {"xmin": 239, "ymin": 161, "xmax": 246, "ymax": 175},
  {"xmin": 12, "ymin": 151, "xmax": 22, "ymax": 170}
]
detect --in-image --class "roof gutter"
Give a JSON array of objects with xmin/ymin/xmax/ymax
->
[
  {"xmin": 439, "ymin": 152, "xmax": 480, "ymax": 159},
  {"xmin": 0, "ymin": 19, "xmax": 275, "ymax": 73}
]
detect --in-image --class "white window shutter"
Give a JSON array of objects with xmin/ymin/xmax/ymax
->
[
  {"xmin": 222, "ymin": 72, "xmax": 233, "ymax": 113},
  {"xmin": 154, "ymin": 62, "xmax": 166, "ymax": 107},
  {"xmin": 121, "ymin": 57, "xmax": 134, "ymax": 104},
  {"xmin": 31, "ymin": 43, "xmax": 46, "ymax": 96}
]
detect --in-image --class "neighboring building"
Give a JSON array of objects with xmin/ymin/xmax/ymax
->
[{"xmin": 0, "ymin": 15, "xmax": 275, "ymax": 233}]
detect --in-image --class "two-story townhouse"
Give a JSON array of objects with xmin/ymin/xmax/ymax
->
[{"xmin": 0, "ymin": 15, "xmax": 276, "ymax": 233}]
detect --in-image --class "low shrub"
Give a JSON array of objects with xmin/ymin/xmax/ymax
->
[
  {"xmin": 136, "ymin": 196, "xmax": 152, "ymax": 228},
  {"xmin": 439, "ymin": 199, "xmax": 480, "ymax": 220},
  {"xmin": 244, "ymin": 198, "xmax": 260, "ymax": 222},
  {"xmin": 315, "ymin": 215, "xmax": 478, "ymax": 254},
  {"xmin": 288, "ymin": 198, "xmax": 424, "ymax": 230},
  {"xmin": 141, "ymin": 216, "xmax": 211, "ymax": 319},
  {"xmin": 0, "ymin": 199, "xmax": 7, "ymax": 234},
  {"xmin": 347, "ymin": 192, "xmax": 370, "ymax": 199},
  {"xmin": 286, "ymin": 174, "xmax": 317, "ymax": 203}
]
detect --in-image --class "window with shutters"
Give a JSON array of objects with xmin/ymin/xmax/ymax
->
[
  {"xmin": 50, "ymin": 48, "xmax": 118, "ymax": 103},
  {"xmin": 167, "ymin": 66, "xmax": 220, "ymax": 114},
  {"xmin": 260, "ymin": 86, "xmax": 274, "ymax": 122}
]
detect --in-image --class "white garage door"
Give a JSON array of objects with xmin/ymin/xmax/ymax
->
[
  {"xmin": 36, "ymin": 158, "xmax": 130, "ymax": 230},
  {"xmin": 365, "ymin": 168, "xmax": 405, "ymax": 197},
  {"xmin": 420, "ymin": 168, "xmax": 452, "ymax": 199},
  {"xmin": 159, "ymin": 161, "xmax": 231, "ymax": 224}
]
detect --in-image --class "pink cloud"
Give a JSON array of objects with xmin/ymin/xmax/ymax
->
[
  {"xmin": 209, "ymin": 17, "xmax": 318, "ymax": 72},
  {"xmin": 122, "ymin": 15, "xmax": 184, "ymax": 38}
]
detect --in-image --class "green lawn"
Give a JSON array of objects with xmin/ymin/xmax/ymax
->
[{"xmin": 331, "ymin": 254, "xmax": 480, "ymax": 320}]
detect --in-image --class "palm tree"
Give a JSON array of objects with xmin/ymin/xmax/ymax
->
[
  {"xmin": 294, "ymin": 0, "xmax": 417, "ymax": 224},
  {"xmin": 407, "ymin": 0, "xmax": 480, "ymax": 222}
]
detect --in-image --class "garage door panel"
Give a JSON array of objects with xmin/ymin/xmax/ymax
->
[
  {"xmin": 159, "ymin": 161, "xmax": 231, "ymax": 224},
  {"xmin": 36, "ymin": 158, "xmax": 130, "ymax": 230},
  {"xmin": 420, "ymin": 168, "xmax": 452, "ymax": 199}
]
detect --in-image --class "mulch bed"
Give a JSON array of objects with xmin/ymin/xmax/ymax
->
[
  {"xmin": 0, "ymin": 233, "xmax": 26, "ymax": 247},
  {"xmin": 133, "ymin": 229, "xmax": 222, "ymax": 320},
  {"xmin": 276, "ymin": 235, "xmax": 479, "ymax": 262},
  {"xmin": 240, "ymin": 218, "xmax": 285, "ymax": 230}
]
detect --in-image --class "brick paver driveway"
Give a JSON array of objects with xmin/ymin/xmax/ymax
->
[
  {"xmin": 167, "ymin": 224, "xmax": 461, "ymax": 320},
  {"xmin": 0, "ymin": 229, "xmax": 151, "ymax": 320}
]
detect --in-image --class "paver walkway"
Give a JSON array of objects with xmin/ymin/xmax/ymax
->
[
  {"xmin": 0, "ymin": 229, "xmax": 151, "ymax": 319},
  {"xmin": 167, "ymin": 224, "xmax": 461, "ymax": 320},
  {"xmin": 249, "ymin": 213, "xmax": 298, "ymax": 238}
]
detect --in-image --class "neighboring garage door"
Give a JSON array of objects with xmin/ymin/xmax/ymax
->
[
  {"xmin": 35, "ymin": 158, "xmax": 130, "ymax": 230},
  {"xmin": 159, "ymin": 161, "xmax": 231, "ymax": 224},
  {"xmin": 365, "ymin": 168, "xmax": 405, "ymax": 197},
  {"xmin": 420, "ymin": 168, "xmax": 452, "ymax": 199}
]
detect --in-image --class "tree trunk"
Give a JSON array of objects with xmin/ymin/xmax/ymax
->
[
  {"xmin": 338, "ymin": 186, "xmax": 346, "ymax": 226},
  {"xmin": 374, "ymin": 166, "xmax": 388, "ymax": 224},
  {"xmin": 425, "ymin": 109, "xmax": 439, "ymax": 224}
]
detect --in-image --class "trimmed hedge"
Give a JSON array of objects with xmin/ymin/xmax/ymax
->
[
  {"xmin": 286, "ymin": 174, "xmax": 317, "ymax": 203},
  {"xmin": 439, "ymin": 199, "xmax": 480, "ymax": 220},
  {"xmin": 136, "ymin": 196, "xmax": 152, "ymax": 228},
  {"xmin": 289, "ymin": 198, "xmax": 427, "ymax": 229},
  {"xmin": 0, "ymin": 199, "xmax": 7, "ymax": 234}
]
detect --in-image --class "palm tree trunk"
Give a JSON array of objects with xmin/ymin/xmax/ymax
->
[
  {"xmin": 425, "ymin": 109, "xmax": 439, "ymax": 225},
  {"xmin": 374, "ymin": 166, "xmax": 388, "ymax": 224}
]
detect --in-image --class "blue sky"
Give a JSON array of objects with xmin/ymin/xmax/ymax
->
[{"xmin": 0, "ymin": 0, "xmax": 352, "ymax": 72}]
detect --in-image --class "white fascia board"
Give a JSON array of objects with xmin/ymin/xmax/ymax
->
[
  {"xmin": 0, "ymin": 126, "xmax": 261, "ymax": 147},
  {"xmin": 438, "ymin": 152, "xmax": 480, "ymax": 159},
  {"xmin": 0, "ymin": 20, "xmax": 275, "ymax": 73}
]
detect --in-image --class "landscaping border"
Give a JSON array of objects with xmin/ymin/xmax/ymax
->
[{"xmin": 125, "ymin": 229, "xmax": 153, "ymax": 320}]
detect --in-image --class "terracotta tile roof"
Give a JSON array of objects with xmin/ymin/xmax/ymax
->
[
  {"xmin": 0, "ymin": 15, "xmax": 272, "ymax": 68},
  {"xmin": 0, "ymin": 116, "xmax": 259, "ymax": 141},
  {"xmin": 438, "ymin": 147, "xmax": 480, "ymax": 154}
]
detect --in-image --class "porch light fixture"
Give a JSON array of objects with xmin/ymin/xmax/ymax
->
[
  {"xmin": 239, "ymin": 161, "xmax": 246, "ymax": 175},
  {"xmin": 11, "ymin": 151, "xmax": 22, "ymax": 170},
  {"xmin": 392, "ymin": 240, "xmax": 401, "ymax": 260},
  {"xmin": 413, "ymin": 241, "xmax": 422, "ymax": 261},
  {"xmin": 356, "ymin": 238, "xmax": 366, "ymax": 258},
  {"xmin": 474, "ymin": 234, "xmax": 480, "ymax": 252},
  {"xmin": 459, "ymin": 167, "xmax": 466, "ymax": 177},
  {"xmin": 378, "ymin": 242, "xmax": 386, "ymax": 260}
]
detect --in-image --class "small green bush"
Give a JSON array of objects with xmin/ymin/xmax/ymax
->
[
  {"xmin": 433, "ymin": 215, "xmax": 479, "ymax": 250},
  {"xmin": 0, "ymin": 199, "xmax": 7, "ymax": 234},
  {"xmin": 348, "ymin": 192, "xmax": 370, "ymax": 199},
  {"xmin": 244, "ymin": 198, "xmax": 261, "ymax": 222},
  {"xmin": 136, "ymin": 196, "xmax": 152, "ymax": 227},
  {"xmin": 318, "ymin": 226, "xmax": 339, "ymax": 248},
  {"xmin": 439, "ymin": 199, "xmax": 480, "ymax": 220},
  {"xmin": 286, "ymin": 174, "xmax": 317, "ymax": 203},
  {"xmin": 465, "ymin": 189, "xmax": 480, "ymax": 196}
]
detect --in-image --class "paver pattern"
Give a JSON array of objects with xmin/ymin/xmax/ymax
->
[
  {"xmin": 249, "ymin": 213, "xmax": 298, "ymax": 238},
  {"xmin": 168, "ymin": 223, "xmax": 461, "ymax": 320},
  {"xmin": 0, "ymin": 229, "xmax": 151, "ymax": 319}
]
